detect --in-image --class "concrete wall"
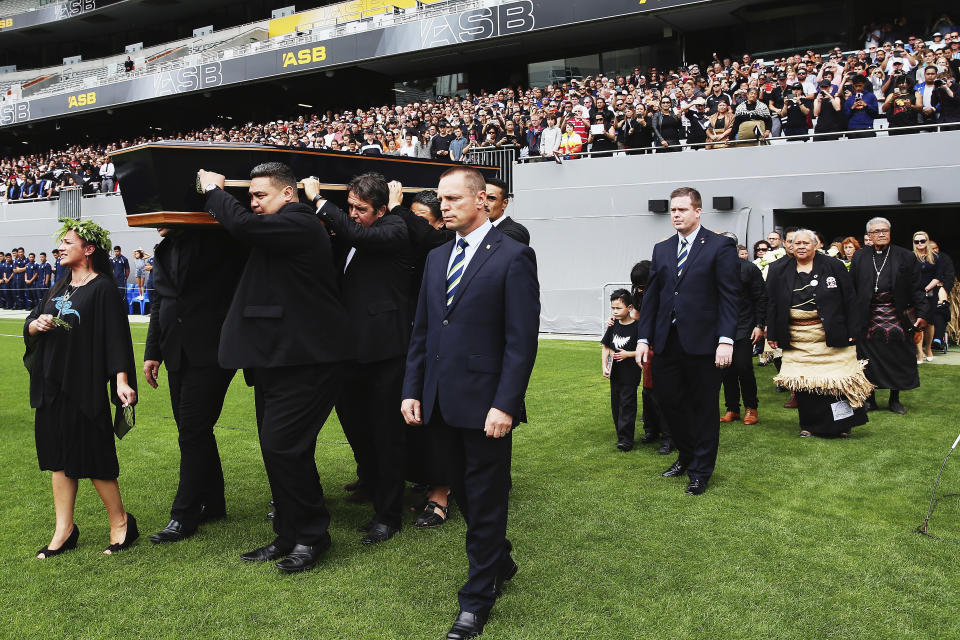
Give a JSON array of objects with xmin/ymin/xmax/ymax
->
[
  {"xmin": 2, "ymin": 130, "xmax": 959, "ymax": 334},
  {"xmin": 511, "ymin": 130, "xmax": 960, "ymax": 334},
  {"xmin": 1, "ymin": 195, "xmax": 163, "ymax": 260}
]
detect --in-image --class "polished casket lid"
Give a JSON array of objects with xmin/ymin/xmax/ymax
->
[{"xmin": 115, "ymin": 141, "xmax": 498, "ymax": 227}]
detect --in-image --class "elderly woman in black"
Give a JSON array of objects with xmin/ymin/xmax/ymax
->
[
  {"xmin": 25, "ymin": 219, "xmax": 138, "ymax": 558},
  {"xmin": 765, "ymin": 229, "xmax": 873, "ymax": 437}
]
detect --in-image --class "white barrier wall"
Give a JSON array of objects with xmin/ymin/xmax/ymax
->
[{"xmin": 511, "ymin": 130, "xmax": 960, "ymax": 334}]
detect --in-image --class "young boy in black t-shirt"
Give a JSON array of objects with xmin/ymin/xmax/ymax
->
[{"xmin": 601, "ymin": 289, "xmax": 641, "ymax": 451}]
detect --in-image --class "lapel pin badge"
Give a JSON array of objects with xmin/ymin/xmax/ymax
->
[{"xmin": 486, "ymin": 244, "xmax": 491, "ymax": 249}]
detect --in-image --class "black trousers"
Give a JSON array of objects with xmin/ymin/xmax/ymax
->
[
  {"xmin": 253, "ymin": 363, "xmax": 343, "ymax": 547},
  {"xmin": 652, "ymin": 328, "xmax": 722, "ymax": 480},
  {"xmin": 721, "ymin": 338, "xmax": 759, "ymax": 412},
  {"xmin": 610, "ymin": 381, "xmax": 639, "ymax": 446},
  {"xmin": 431, "ymin": 409, "xmax": 512, "ymax": 617},
  {"xmin": 641, "ymin": 387, "xmax": 670, "ymax": 439},
  {"xmin": 933, "ymin": 300, "xmax": 950, "ymax": 346},
  {"xmin": 166, "ymin": 362, "xmax": 235, "ymax": 527},
  {"xmin": 336, "ymin": 357, "xmax": 406, "ymax": 529}
]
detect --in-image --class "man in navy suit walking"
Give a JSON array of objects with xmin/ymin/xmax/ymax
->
[
  {"xmin": 636, "ymin": 186, "xmax": 739, "ymax": 496},
  {"xmin": 402, "ymin": 166, "xmax": 539, "ymax": 640}
]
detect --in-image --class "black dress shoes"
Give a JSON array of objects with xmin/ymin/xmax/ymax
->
[
  {"xmin": 150, "ymin": 519, "xmax": 196, "ymax": 544},
  {"xmin": 103, "ymin": 513, "xmax": 139, "ymax": 555},
  {"xmin": 615, "ymin": 441, "xmax": 633, "ymax": 452},
  {"xmin": 360, "ymin": 522, "xmax": 399, "ymax": 545},
  {"xmin": 685, "ymin": 478, "xmax": 708, "ymax": 495},
  {"xmin": 889, "ymin": 401, "xmax": 907, "ymax": 415},
  {"xmin": 661, "ymin": 460, "xmax": 687, "ymax": 477},
  {"xmin": 275, "ymin": 541, "xmax": 329, "ymax": 573},
  {"xmin": 241, "ymin": 540, "xmax": 292, "ymax": 562},
  {"xmin": 657, "ymin": 440, "xmax": 675, "ymax": 455},
  {"xmin": 446, "ymin": 610, "xmax": 487, "ymax": 640},
  {"xmin": 639, "ymin": 432, "xmax": 659, "ymax": 445}
]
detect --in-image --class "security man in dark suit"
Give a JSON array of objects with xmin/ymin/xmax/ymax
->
[
  {"xmin": 636, "ymin": 186, "xmax": 739, "ymax": 496},
  {"xmin": 719, "ymin": 233, "xmax": 767, "ymax": 425},
  {"xmin": 197, "ymin": 162, "xmax": 353, "ymax": 573},
  {"xmin": 402, "ymin": 167, "xmax": 540, "ymax": 640},
  {"xmin": 303, "ymin": 173, "xmax": 415, "ymax": 545},
  {"xmin": 143, "ymin": 226, "xmax": 247, "ymax": 544},
  {"xmin": 484, "ymin": 177, "xmax": 530, "ymax": 246}
]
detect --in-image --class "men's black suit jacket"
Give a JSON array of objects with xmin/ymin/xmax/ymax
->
[
  {"xmin": 144, "ymin": 229, "xmax": 246, "ymax": 372},
  {"xmin": 496, "ymin": 216, "xmax": 530, "ymax": 246},
  {"xmin": 849, "ymin": 244, "xmax": 931, "ymax": 331},
  {"xmin": 391, "ymin": 204, "xmax": 454, "ymax": 280},
  {"xmin": 205, "ymin": 189, "xmax": 353, "ymax": 369},
  {"xmin": 402, "ymin": 225, "xmax": 540, "ymax": 429},
  {"xmin": 637, "ymin": 226, "xmax": 739, "ymax": 355},
  {"xmin": 318, "ymin": 202, "xmax": 416, "ymax": 363}
]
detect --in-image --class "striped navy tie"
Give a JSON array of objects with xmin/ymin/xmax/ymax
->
[
  {"xmin": 677, "ymin": 238, "xmax": 689, "ymax": 277},
  {"xmin": 446, "ymin": 238, "xmax": 468, "ymax": 306}
]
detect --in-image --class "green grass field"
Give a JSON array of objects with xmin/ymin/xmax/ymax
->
[{"xmin": 2, "ymin": 317, "xmax": 960, "ymax": 639}]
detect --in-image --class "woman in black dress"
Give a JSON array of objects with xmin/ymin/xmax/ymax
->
[
  {"xmin": 766, "ymin": 229, "xmax": 873, "ymax": 437},
  {"xmin": 25, "ymin": 220, "xmax": 138, "ymax": 558}
]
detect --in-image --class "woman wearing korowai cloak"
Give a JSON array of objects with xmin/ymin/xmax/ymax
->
[
  {"xmin": 24, "ymin": 218, "xmax": 139, "ymax": 559},
  {"xmin": 766, "ymin": 229, "xmax": 874, "ymax": 438}
]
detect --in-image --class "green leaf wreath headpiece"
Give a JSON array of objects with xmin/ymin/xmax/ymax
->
[{"xmin": 55, "ymin": 218, "xmax": 112, "ymax": 253}]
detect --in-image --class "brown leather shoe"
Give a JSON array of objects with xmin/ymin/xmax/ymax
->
[
  {"xmin": 719, "ymin": 411, "xmax": 740, "ymax": 423},
  {"xmin": 783, "ymin": 392, "xmax": 798, "ymax": 409},
  {"xmin": 743, "ymin": 408, "xmax": 759, "ymax": 425}
]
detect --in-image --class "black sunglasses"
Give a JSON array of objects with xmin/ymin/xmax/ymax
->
[{"xmin": 914, "ymin": 239, "xmax": 927, "ymax": 244}]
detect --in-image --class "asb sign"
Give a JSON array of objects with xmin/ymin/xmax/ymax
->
[{"xmin": 419, "ymin": 0, "xmax": 535, "ymax": 47}]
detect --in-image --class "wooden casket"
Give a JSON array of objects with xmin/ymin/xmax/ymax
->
[{"xmin": 115, "ymin": 141, "xmax": 499, "ymax": 227}]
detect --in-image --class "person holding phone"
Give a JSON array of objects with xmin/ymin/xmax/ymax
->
[{"xmin": 843, "ymin": 74, "xmax": 879, "ymax": 138}]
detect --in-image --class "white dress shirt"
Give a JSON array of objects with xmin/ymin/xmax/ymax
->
[{"xmin": 447, "ymin": 218, "xmax": 492, "ymax": 277}]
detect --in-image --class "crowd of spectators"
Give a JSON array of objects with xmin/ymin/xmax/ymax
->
[{"xmin": 2, "ymin": 19, "xmax": 960, "ymax": 201}]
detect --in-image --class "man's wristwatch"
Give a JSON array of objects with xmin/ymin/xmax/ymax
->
[{"xmin": 312, "ymin": 193, "xmax": 325, "ymax": 207}]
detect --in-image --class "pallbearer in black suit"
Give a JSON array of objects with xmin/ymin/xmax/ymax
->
[
  {"xmin": 402, "ymin": 167, "xmax": 540, "ymax": 640},
  {"xmin": 197, "ymin": 163, "xmax": 353, "ymax": 573},
  {"xmin": 143, "ymin": 226, "xmax": 246, "ymax": 543},
  {"xmin": 635, "ymin": 187, "xmax": 739, "ymax": 496},
  {"xmin": 484, "ymin": 178, "xmax": 530, "ymax": 246},
  {"xmin": 303, "ymin": 173, "xmax": 416, "ymax": 545}
]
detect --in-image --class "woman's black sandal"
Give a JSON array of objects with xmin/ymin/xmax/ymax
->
[
  {"xmin": 414, "ymin": 501, "xmax": 449, "ymax": 528},
  {"xmin": 37, "ymin": 524, "xmax": 79, "ymax": 559},
  {"xmin": 103, "ymin": 513, "xmax": 139, "ymax": 554}
]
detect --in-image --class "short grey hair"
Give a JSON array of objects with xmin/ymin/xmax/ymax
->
[
  {"xmin": 720, "ymin": 231, "xmax": 738, "ymax": 244},
  {"xmin": 866, "ymin": 216, "xmax": 891, "ymax": 233},
  {"xmin": 793, "ymin": 228, "xmax": 818, "ymax": 244}
]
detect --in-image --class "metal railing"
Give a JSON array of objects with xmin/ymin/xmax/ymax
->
[
  {"xmin": 1, "ymin": 0, "xmax": 485, "ymax": 102},
  {"xmin": 524, "ymin": 120, "xmax": 960, "ymax": 160},
  {"xmin": 57, "ymin": 185, "xmax": 81, "ymax": 219},
  {"xmin": 463, "ymin": 145, "xmax": 516, "ymax": 194}
]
